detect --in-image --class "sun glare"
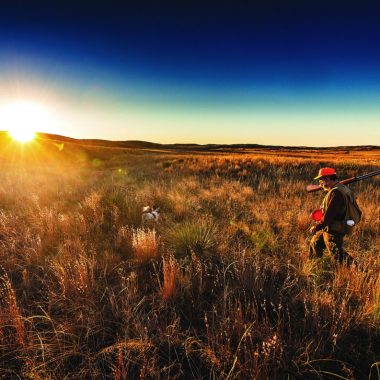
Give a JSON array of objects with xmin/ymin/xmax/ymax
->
[
  {"xmin": 8, "ymin": 128, "xmax": 36, "ymax": 143},
  {"xmin": 0, "ymin": 100, "xmax": 52, "ymax": 143}
]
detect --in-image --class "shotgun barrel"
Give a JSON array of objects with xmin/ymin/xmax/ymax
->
[{"xmin": 307, "ymin": 169, "xmax": 380, "ymax": 193}]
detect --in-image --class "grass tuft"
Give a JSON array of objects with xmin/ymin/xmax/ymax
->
[
  {"xmin": 167, "ymin": 220, "xmax": 217, "ymax": 256},
  {"xmin": 132, "ymin": 228, "xmax": 160, "ymax": 263}
]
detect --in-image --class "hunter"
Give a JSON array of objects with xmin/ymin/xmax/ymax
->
[{"xmin": 309, "ymin": 167, "xmax": 356, "ymax": 265}]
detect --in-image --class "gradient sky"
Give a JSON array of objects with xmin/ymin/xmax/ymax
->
[{"xmin": 0, "ymin": 1, "xmax": 379, "ymax": 146}]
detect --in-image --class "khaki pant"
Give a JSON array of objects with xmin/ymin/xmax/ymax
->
[{"xmin": 309, "ymin": 230, "xmax": 353, "ymax": 265}]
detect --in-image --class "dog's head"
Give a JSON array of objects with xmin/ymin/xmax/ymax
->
[{"xmin": 142, "ymin": 206, "xmax": 152, "ymax": 213}]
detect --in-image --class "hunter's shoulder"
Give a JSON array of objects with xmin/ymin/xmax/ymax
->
[
  {"xmin": 335, "ymin": 184, "xmax": 352, "ymax": 195},
  {"xmin": 327, "ymin": 186, "xmax": 343, "ymax": 194},
  {"xmin": 326, "ymin": 187, "xmax": 346, "ymax": 201}
]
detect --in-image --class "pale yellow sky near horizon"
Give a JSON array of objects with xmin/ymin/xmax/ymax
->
[{"xmin": 0, "ymin": 81, "xmax": 379, "ymax": 147}]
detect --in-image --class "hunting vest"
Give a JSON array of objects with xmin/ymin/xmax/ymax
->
[{"xmin": 321, "ymin": 184, "xmax": 351, "ymax": 234}]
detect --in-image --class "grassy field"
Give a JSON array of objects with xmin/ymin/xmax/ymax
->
[{"xmin": 0, "ymin": 137, "xmax": 379, "ymax": 379}]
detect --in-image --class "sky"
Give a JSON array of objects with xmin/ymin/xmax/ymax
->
[{"xmin": 0, "ymin": 1, "xmax": 379, "ymax": 146}]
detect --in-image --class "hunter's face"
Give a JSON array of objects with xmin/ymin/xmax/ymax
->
[{"xmin": 319, "ymin": 176, "xmax": 334, "ymax": 190}]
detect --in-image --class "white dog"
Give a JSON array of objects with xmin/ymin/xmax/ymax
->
[{"xmin": 142, "ymin": 206, "xmax": 160, "ymax": 224}]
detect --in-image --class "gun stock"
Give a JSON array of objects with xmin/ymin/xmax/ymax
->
[{"xmin": 306, "ymin": 184, "xmax": 323, "ymax": 193}]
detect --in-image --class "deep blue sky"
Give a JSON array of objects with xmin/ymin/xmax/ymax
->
[{"xmin": 0, "ymin": 1, "xmax": 379, "ymax": 145}]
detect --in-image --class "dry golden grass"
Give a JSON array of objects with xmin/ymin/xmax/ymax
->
[
  {"xmin": 161, "ymin": 255, "xmax": 181, "ymax": 301},
  {"xmin": 132, "ymin": 228, "xmax": 160, "ymax": 263},
  {"xmin": 0, "ymin": 140, "xmax": 379, "ymax": 378}
]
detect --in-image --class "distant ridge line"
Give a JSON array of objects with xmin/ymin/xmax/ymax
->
[{"xmin": 0, "ymin": 131, "xmax": 379, "ymax": 151}]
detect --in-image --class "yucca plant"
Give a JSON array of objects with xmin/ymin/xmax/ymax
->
[{"xmin": 167, "ymin": 220, "xmax": 217, "ymax": 257}]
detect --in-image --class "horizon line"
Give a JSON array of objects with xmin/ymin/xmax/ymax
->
[{"xmin": 1, "ymin": 130, "xmax": 379, "ymax": 150}]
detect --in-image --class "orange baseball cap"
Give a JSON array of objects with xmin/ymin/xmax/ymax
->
[{"xmin": 314, "ymin": 167, "xmax": 336, "ymax": 180}]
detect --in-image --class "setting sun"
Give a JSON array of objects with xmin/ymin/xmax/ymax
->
[
  {"xmin": 8, "ymin": 128, "xmax": 36, "ymax": 143},
  {"xmin": 0, "ymin": 100, "xmax": 52, "ymax": 143}
]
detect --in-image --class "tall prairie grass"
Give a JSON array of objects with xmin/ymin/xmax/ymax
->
[{"xmin": 0, "ymin": 142, "xmax": 379, "ymax": 378}]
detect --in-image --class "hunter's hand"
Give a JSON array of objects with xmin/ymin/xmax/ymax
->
[{"xmin": 309, "ymin": 225, "xmax": 318, "ymax": 235}]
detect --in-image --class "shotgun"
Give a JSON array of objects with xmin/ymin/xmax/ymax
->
[{"xmin": 307, "ymin": 169, "xmax": 380, "ymax": 193}]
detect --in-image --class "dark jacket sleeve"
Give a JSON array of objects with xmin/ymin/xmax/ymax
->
[{"xmin": 315, "ymin": 189, "xmax": 346, "ymax": 232}]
